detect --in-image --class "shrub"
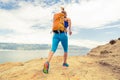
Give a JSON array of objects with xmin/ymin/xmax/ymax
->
[
  {"xmin": 100, "ymin": 50, "xmax": 109, "ymax": 55},
  {"xmin": 100, "ymin": 50, "xmax": 112, "ymax": 55},
  {"xmin": 118, "ymin": 38, "xmax": 120, "ymax": 40},
  {"xmin": 109, "ymin": 40, "xmax": 116, "ymax": 45}
]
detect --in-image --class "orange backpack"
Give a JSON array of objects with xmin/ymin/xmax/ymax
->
[{"xmin": 52, "ymin": 13, "xmax": 65, "ymax": 31}]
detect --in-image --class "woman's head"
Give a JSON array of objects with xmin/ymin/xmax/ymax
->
[{"xmin": 61, "ymin": 7, "xmax": 67, "ymax": 17}]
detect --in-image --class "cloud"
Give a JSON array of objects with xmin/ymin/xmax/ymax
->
[
  {"xmin": 1, "ymin": 0, "xmax": 120, "ymax": 30},
  {"xmin": 96, "ymin": 20, "xmax": 120, "ymax": 29},
  {"xmin": 69, "ymin": 39, "xmax": 106, "ymax": 48},
  {"xmin": 0, "ymin": 2, "xmax": 53, "ymax": 44},
  {"xmin": 0, "ymin": 29, "xmax": 14, "ymax": 35},
  {"xmin": 66, "ymin": 0, "xmax": 120, "ymax": 28},
  {"xmin": 0, "ymin": 0, "xmax": 10, "ymax": 3},
  {"xmin": 0, "ymin": 29, "xmax": 53, "ymax": 44},
  {"xmin": 0, "ymin": 2, "xmax": 53, "ymax": 32}
]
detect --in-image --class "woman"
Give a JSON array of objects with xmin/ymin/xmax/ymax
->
[{"xmin": 43, "ymin": 7, "xmax": 72, "ymax": 74}]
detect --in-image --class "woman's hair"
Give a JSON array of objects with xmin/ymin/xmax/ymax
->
[
  {"xmin": 61, "ymin": 7, "xmax": 64, "ymax": 11},
  {"xmin": 61, "ymin": 7, "xmax": 67, "ymax": 15}
]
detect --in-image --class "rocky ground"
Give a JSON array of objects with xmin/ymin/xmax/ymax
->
[
  {"xmin": 0, "ymin": 39, "xmax": 120, "ymax": 80},
  {"xmin": 88, "ymin": 39, "xmax": 120, "ymax": 75}
]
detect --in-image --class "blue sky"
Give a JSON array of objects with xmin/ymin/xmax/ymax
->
[{"xmin": 0, "ymin": 0, "xmax": 120, "ymax": 48}]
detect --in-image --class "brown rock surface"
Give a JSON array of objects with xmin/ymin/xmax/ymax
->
[
  {"xmin": 0, "ymin": 56, "xmax": 119, "ymax": 80},
  {"xmin": 88, "ymin": 39, "xmax": 120, "ymax": 78},
  {"xmin": 88, "ymin": 40, "xmax": 120, "ymax": 56}
]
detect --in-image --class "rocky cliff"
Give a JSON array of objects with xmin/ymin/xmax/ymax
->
[{"xmin": 88, "ymin": 39, "xmax": 120, "ymax": 74}]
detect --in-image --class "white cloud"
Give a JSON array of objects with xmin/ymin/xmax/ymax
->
[
  {"xmin": 0, "ymin": 2, "xmax": 53, "ymax": 44},
  {"xmin": 0, "ymin": 9, "xmax": 32, "ymax": 33},
  {"xmin": 17, "ymin": 3, "xmax": 52, "ymax": 21},
  {"xmin": 66, "ymin": 0, "xmax": 120, "ymax": 28},
  {"xmin": 95, "ymin": 24, "xmax": 120, "ymax": 29},
  {"xmin": 0, "ymin": 29, "xmax": 53, "ymax": 44},
  {"xmin": 0, "ymin": 2, "xmax": 53, "ymax": 32},
  {"xmin": 0, "ymin": 0, "xmax": 10, "ymax": 3},
  {"xmin": 69, "ymin": 39, "xmax": 106, "ymax": 48}
]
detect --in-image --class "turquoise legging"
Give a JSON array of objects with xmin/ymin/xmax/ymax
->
[{"xmin": 51, "ymin": 33, "xmax": 68, "ymax": 53}]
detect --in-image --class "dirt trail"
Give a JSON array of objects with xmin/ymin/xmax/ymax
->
[{"xmin": 0, "ymin": 56, "xmax": 119, "ymax": 80}]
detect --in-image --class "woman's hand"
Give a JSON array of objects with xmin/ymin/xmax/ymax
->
[{"xmin": 69, "ymin": 30, "xmax": 72, "ymax": 35}]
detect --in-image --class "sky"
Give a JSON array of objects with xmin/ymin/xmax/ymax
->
[{"xmin": 0, "ymin": 0, "xmax": 120, "ymax": 48}]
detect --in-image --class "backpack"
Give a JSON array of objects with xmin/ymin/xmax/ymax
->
[{"xmin": 52, "ymin": 13, "xmax": 65, "ymax": 31}]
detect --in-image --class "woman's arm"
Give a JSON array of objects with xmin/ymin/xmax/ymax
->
[{"xmin": 68, "ymin": 18, "xmax": 72, "ymax": 35}]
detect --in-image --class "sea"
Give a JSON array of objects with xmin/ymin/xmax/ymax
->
[{"xmin": 0, "ymin": 49, "xmax": 90, "ymax": 64}]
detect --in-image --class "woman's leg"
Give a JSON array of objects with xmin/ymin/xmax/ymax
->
[
  {"xmin": 63, "ymin": 52, "xmax": 68, "ymax": 63},
  {"xmin": 43, "ymin": 33, "xmax": 60, "ymax": 73},
  {"xmin": 47, "ymin": 51, "xmax": 54, "ymax": 63},
  {"xmin": 61, "ymin": 33, "xmax": 68, "ymax": 64},
  {"xmin": 47, "ymin": 33, "xmax": 60, "ymax": 63}
]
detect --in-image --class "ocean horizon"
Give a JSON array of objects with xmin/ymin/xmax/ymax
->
[{"xmin": 0, "ymin": 48, "xmax": 90, "ymax": 64}]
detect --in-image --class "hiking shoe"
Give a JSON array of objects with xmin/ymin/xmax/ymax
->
[
  {"xmin": 43, "ymin": 62, "xmax": 49, "ymax": 74},
  {"xmin": 63, "ymin": 63, "xmax": 69, "ymax": 67}
]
